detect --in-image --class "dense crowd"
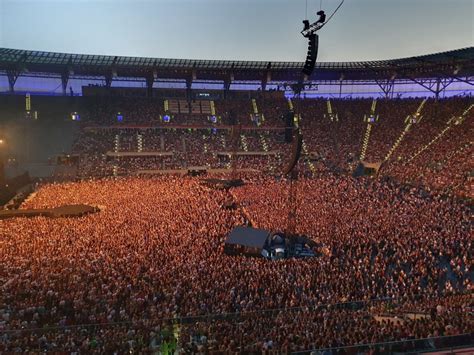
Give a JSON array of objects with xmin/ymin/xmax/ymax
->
[
  {"xmin": 70, "ymin": 96, "xmax": 473, "ymax": 198},
  {"xmin": 386, "ymin": 98, "xmax": 473, "ymax": 197},
  {"xmin": 0, "ymin": 175, "xmax": 472, "ymax": 352}
]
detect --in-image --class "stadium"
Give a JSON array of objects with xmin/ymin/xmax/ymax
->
[{"xmin": 0, "ymin": 0, "xmax": 473, "ymax": 353}]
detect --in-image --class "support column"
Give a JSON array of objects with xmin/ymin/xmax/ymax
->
[
  {"xmin": 435, "ymin": 78, "xmax": 441, "ymax": 102},
  {"xmin": 338, "ymin": 73, "xmax": 345, "ymax": 98},
  {"xmin": 61, "ymin": 72, "xmax": 69, "ymax": 96},
  {"xmin": 105, "ymin": 73, "xmax": 113, "ymax": 91},
  {"xmin": 6, "ymin": 69, "xmax": 20, "ymax": 93},
  {"xmin": 390, "ymin": 80, "xmax": 396, "ymax": 99},
  {"xmin": 146, "ymin": 75, "xmax": 154, "ymax": 98},
  {"xmin": 434, "ymin": 78, "xmax": 454, "ymax": 101},
  {"xmin": 375, "ymin": 79, "xmax": 395, "ymax": 99},
  {"xmin": 262, "ymin": 63, "xmax": 271, "ymax": 92},
  {"xmin": 186, "ymin": 77, "xmax": 192, "ymax": 101},
  {"xmin": 224, "ymin": 79, "xmax": 231, "ymax": 99}
]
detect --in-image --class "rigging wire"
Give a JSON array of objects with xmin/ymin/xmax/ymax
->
[{"xmin": 315, "ymin": 0, "xmax": 345, "ymax": 31}]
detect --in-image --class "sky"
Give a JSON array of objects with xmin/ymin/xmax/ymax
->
[{"xmin": 0, "ymin": 0, "xmax": 472, "ymax": 62}]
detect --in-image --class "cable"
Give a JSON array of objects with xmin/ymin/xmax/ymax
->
[{"xmin": 320, "ymin": 0, "xmax": 345, "ymax": 29}]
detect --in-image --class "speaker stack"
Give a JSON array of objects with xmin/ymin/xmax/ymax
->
[{"xmin": 302, "ymin": 34, "xmax": 319, "ymax": 76}]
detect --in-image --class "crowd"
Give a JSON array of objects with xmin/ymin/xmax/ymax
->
[
  {"xmin": 385, "ymin": 98, "xmax": 473, "ymax": 197},
  {"xmin": 0, "ymin": 175, "xmax": 472, "ymax": 352},
  {"xmin": 70, "ymin": 96, "xmax": 473, "ymax": 197}
]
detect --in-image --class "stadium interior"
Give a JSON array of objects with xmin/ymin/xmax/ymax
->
[{"xmin": 0, "ymin": 3, "xmax": 473, "ymax": 354}]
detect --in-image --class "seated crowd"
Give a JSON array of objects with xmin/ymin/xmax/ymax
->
[{"xmin": 72, "ymin": 96, "xmax": 473, "ymax": 198}]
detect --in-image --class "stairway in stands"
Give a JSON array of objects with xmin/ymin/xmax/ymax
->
[
  {"xmin": 359, "ymin": 124, "xmax": 372, "ymax": 161},
  {"xmin": 326, "ymin": 100, "xmax": 337, "ymax": 121},
  {"xmin": 113, "ymin": 134, "xmax": 120, "ymax": 177},
  {"xmin": 407, "ymin": 103, "xmax": 473, "ymax": 164},
  {"xmin": 220, "ymin": 134, "xmax": 227, "ymax": 149},
  {"xmin": 160, "ymin": 133, "xmax": 165, "ymax": 151},
  {"xmin": 275, "ymin": 152, "xmax": 283, "ymax": 172},
  {"xmin": 240, "ymin": 134, "xmax": 249, "ymax": 152},
  {"xmin": 200, "ymin": 135, "xmax": 212, "ymax": 168},
  {"xmin": 202, "ymin": 134, "xmax": 209, "ymax": 154},
  {"xmin": 259, "ymin": 134, "xmax": 275, "ymax": 173},
  {"xmin": 210, "ymin": 101, "xmax": 216, "ymax": 116},
  {"xmin": 359, "ymin": 99, "xmax": 377, "ymax": 161},
  {"xmin": 383, "ymin": 99, "xmax": 427, "ymax": 163},
  {"xmin": 223, "ymin": 132, "xmax": 232, "ymax": 169},
  {"xmin": 302, "ymin": 140, "xmax": 316, "ymax": 175},
  {"xmin": 137, "ymin": 132, "xmax": 143, "ymax": 152},
  {"xmin": 287, "ymin": 98, "xmax": 294, "ymax": 111},
  {"xmin": 251, "ymin": 99, "xmax": 259, "ymax": 115},
  {"xmin": 259, "ymin": 134, "xmax": 269, "ymax": 152}
]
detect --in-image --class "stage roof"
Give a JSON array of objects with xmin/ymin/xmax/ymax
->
[
  {"xmin": 0, "ymin": 47, "xmax": 472, "ymax": 82},
  {"xmin": 226, "ymin": 226, "xmax": 270, "ymax": 249}
]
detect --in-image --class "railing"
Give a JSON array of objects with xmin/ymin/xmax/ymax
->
[
  {"xmin": 294, "ymin": 333, "xmax": 473, "ymax": 354},
  {"xmin": 1, "ymin": 296, "xmax": 471, "ymax": 353}
]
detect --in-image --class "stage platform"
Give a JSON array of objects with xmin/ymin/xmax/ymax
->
[{"xmin": 0, "ymin": 204, "xmax": 100, "ymax": 219}]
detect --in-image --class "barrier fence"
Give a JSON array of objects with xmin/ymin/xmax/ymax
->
[
  {"xmin": 1, "ymin": 296, "xmax": 472, "ymax": 353},
  {"xmin": 294, "ymin": 333, "xmax": 473, "ymax": 354}
]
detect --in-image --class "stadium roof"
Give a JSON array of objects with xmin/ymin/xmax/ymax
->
[{"xmin": 0, "ymin": 47, "xmax": 473, "ymax": 82}]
